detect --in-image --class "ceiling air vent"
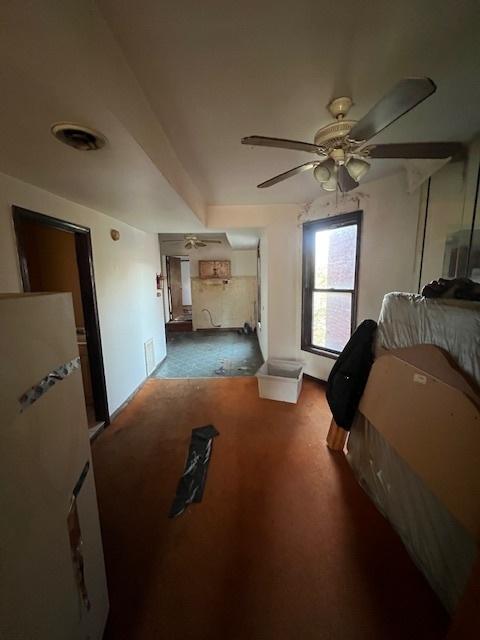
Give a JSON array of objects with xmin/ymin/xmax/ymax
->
[{"xmin": 51, "ymin": 123, "xmax": 107, "ymax": 151}]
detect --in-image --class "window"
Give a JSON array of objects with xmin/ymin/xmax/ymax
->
[{"xmin": 301, "ymin": 211, "xmax": 362, "ymax": 358}]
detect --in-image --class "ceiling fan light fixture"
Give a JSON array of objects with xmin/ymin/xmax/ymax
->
[
  {"xmin": 322, "ymin": 175, "xmax": 337, "ymax": 192},
  {"xmin": 243, "ymin": 78, "xmax": 460, "ymax": 194},
  {"xmin": 313, "ymin": 158, "xmax": 335, "ymax": 183},
  {"xmin": 346, "ymin": 157, "xmax": 370, "ymax": 181}
]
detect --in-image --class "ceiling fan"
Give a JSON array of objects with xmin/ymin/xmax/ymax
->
[
  {"xmin": 241, "ymin": 78, "xmax": 464, "ymax": 193},
  {"xmin": 163, "ymin": 235, "xmax": 223, "ymax": 249}
]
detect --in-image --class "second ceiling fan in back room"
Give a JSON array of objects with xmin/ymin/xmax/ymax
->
[
  {"xmin": 241, "ymin": 78, "xmax": 464, "ymax": 193},
  {"xmin": 162, "ymin": 235, "xmax": 223, "ymax": 249}
]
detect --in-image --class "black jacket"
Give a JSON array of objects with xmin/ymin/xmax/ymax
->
[{"xmin": 326, "ymin": 319, "xmax": 377, "ymax": 430}]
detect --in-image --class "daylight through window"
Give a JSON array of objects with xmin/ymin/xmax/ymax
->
[{"xmin": 302, "ymin": 212, "xmax": 362, "ymax": 357}]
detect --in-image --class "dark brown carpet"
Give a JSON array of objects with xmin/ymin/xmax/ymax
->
[{"xmin": 93, "ymin": 377, "xmax": 448, "ymax": 640}]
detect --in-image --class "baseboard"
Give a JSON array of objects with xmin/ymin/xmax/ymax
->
[
  {"xmin": 108, "ymin": 354, "xmax": 166, "ymax": 423},
  {"xmin": 89, "ymin": 422, "xmax": 105, "ymax": 442},
  {"xmin": 151, "ymin": 353, "xmax": 167, "ymax": 373},
  {"xmin": 108, "ymin": 379, "xmax": 147, "ymax": 423}
]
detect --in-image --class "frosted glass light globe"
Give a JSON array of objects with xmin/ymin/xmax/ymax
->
[
  {"xmin": 314, "ymin": 162, "xmax": 331, "ymax": 183},
  {"xmin": 346, "ymin": 157, "xmax": 370, "ymax": 181},
  {"xmin": 322, "ymin": 175, "xmax": 337, "ymax": 191}
]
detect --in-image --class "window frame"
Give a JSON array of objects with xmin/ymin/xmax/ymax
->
[
  {"xmin": 257, "ymin": 242, "xmax": 261, "ymax": 324},
  {"xmin": 301, "ymin": 210, "xmax": 362, "ymax": 359}
]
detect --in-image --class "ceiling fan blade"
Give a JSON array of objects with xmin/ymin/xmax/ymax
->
[
  {"xmin": 242, "ymin": 135, "xmax": 326, "ymax": 155},
  {"xmin": 366, "ymin": 141, "xmax": 464, "ymax": 159},
  {"xmin": 257, "ymin": 161, "xmax": 320, "ymax": 188},
  {"xmin": 196, "ymin": 242, "xmax": 207, "ymax": 247},
  {"xmin": 337, "ymin": 165, "xmax": 359, "ymax": 193},
  {"xmin": 349, "ymin": 78, "xmax": 436, "ymax": 143},
  {"xmin": 204, "ymin": 240, "xmax": 222, "ymax": 244}
]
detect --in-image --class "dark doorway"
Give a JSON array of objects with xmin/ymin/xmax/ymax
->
[
  {"xmin": 13, "ymin": 206, "xmax": 109, "ymax": 432},
  {"xmin": 165, "ymin": 255, "xmax": 192, "ymax": 332}
]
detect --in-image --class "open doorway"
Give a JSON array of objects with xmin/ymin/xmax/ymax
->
[
  {"xmin": 13, "ymin": 206, "xmax": 109, "ymax": 436},
  {"xmin": 166, "ymin": 255, "xmax": 192, "ymax": 332},
  {"xmin": 156, "ymin": 235, "xmax": 263, "ymax": 378}
]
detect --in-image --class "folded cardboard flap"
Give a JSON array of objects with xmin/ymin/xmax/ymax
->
[
  {"xmin": 359, "ymin": 346, "xmax": 480, "ymax": 539},
  {"xmin": 388, "ymin": 344, "xmax": 480, "ymax": 405}
]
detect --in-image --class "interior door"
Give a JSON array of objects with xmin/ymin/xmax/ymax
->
[{"xmin": 168, "ymin": 256, "xmax": 183, "ymax": 320}]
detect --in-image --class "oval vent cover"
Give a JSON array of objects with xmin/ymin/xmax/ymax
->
[{"xmin": 51, "ymin": 123, "xmax": 107, "ymax": 151}]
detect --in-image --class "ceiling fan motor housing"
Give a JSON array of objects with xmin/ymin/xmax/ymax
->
[
  {"xmin": 242, "ymin": 78, "xmax": 458, "ymax": 193},
  {"xmin": 314, "ymin": 120, "xmax": 356, "ymax": 149}
]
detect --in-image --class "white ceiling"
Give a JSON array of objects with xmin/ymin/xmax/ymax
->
[
  {"xmin": 225, "ymin": 229, "xmax": 260, "ymax": 250},
  {"xmin": 158, "ymin": 230, "xmax": 260, "ymax": 250},
  {"xmin": 99, "ymin": 0, "xmax": 480, "ymax": 205},
  {"xmin": 0, "ymin": 0, "xmax": 205, "ymax": 233},
  {"xmin": 0, "ymin": 0, "xmax": 478, "ymax": 235}
]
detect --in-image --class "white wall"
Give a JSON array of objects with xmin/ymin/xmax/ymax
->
[
  {"xmin": 208, "ymin": 172, "xmax": 422, "ymax": 380},
  {"xmin": 420, "ymin": 162, "xmax": 466, "ymax": 287},
  {"xmin": 419, "ymin": 138, "xmax": 480, "ymax": 287},
  {"xmin": 264, "ymin": 213, "xmax": 300, "ymax": 362},
  {"xmin": 0, "ymin": 171, "xmax": 166, "ymax": 414},
  {"xmin": 191, "ymin": 277, "xmax": 257, "ymax": 330}
]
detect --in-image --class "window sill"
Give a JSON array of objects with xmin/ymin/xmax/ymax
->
[{"xmin": 301, "ymin": 345, "xmax": 339, "ymax": 360}]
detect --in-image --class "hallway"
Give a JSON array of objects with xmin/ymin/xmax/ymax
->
[{"xmin": 93, "ymin": 377, "xmax": 447, "ymax": 640}]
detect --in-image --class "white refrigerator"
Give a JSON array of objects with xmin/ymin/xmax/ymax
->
[{"xmin": 0, "ymin": 293, "xmax": 109, "ymax": 639}]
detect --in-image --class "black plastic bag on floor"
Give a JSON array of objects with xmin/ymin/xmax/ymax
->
[{"xmin": 169, "ymin": 425, "xmax": 219, "ymax": 518}]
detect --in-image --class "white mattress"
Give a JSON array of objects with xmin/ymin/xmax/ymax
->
[
  {"xmin": 358, "ymin": 291, "xmax": 480, "ymax": 611},
  {"xmin": 377, "ymin": 292, "xmax": 480, "ymax": 387},
  {"xmin": 347, "ymin": 416, "xmax": 476, "ymax": 613}
]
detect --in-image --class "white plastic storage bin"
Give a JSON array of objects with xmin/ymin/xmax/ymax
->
[{"xmin": 256, "ymin": 358, "xmax": 304, "ymax": 404}]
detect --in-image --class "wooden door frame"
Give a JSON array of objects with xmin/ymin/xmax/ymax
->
[
  {"xmin": 165, "ymin": 255, "xmax": 190, "ymax": 322},
  {"xmin": 165, "ymin": 255, "xmax": 174, "ymax": 321},
  {"xmin": 12, "ymin": 206, "xmax": 110, "ymax": 425}
]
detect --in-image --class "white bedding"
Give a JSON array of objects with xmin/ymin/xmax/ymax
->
[
  {"xmin": 347, "ymin": 416, "xmax": 477, "ymax": 613},
  {"xmin": 377, "ymin": 292, "xmax": 480, "ymax": 387},
  {"xmin": 351, "ymin": 292, "xmax": 480, "ymax": 612}
]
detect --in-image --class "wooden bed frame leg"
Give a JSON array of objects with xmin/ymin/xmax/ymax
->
[{"xmin": 326, "ymin": 418, "xmax": 348, "ymax": 451}]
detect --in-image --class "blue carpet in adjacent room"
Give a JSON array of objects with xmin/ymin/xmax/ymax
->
[{"xmin": 152, "ymin": 330, "xmax": 264, "ymax": 379}]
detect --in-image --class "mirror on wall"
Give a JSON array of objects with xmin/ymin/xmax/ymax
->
[
  {"xmin": 420, "ymin": 162, "xmax": 466, "ymax": 288},
  {"xmin": 419, "ymin": 144, "xmax": 480, "ymax": 289}
]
